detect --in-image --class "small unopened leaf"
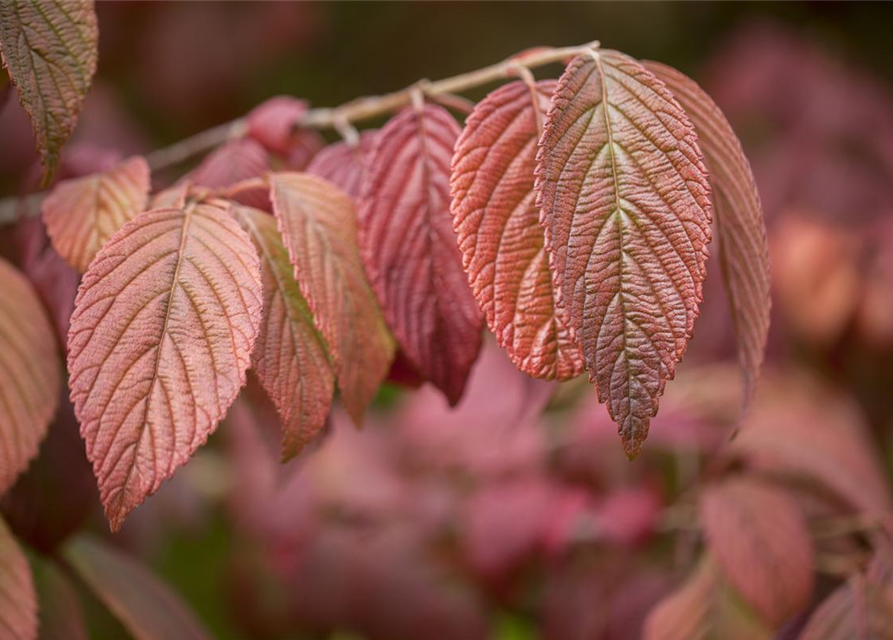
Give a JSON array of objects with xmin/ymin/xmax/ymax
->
[
  {"xmin": 800, "ymin": 577, "xmax": 893, "ymax": 640},
  {"xmin": 269, "ymin": 172, "xmax": 394, "ymax": 425},
  {"xmin": 42, "ymin": 156, "xmax": 151, "ymax": 272},
  {"xmin": 232, "ymin": 204, "xmax": 335, "ymax": 460},
  {"xmin": 67, "ymin": 201, "xmax": 262, "ymax": 530},
  {"xmin": 0, "ymin": 516, "xmax": 36, "ymax": 640},
  {"xmin": 32, "ymin": 556, "xmax": 88, "ymax": 640},
  {"xmin": 536, "ymin": 50, "xmax": 712, "ymax": 456},
  {"xmin": 451, "ymin": 79, "xmax": 583, "ymax": 380},
  {"xmin": 187, "ymin": 138, "xmax": 269, "ymax": 190},
  {"xmin": 0, "ymin": 0, "xmax": 98, "ymax": 183},
  {"xmin": 644, "ymin": 61, "xmax": 770, "ymax": 419},
  {"xmin": 359, "ymin": 104, "xmax": 483, "ymax": 404},
  {"xmin": 306, "ymin": 130, "xmax": 378, "ymax": 199},
  {"xmin": 65, "ymin": 535, "xmax": 213, "ymax": 640},
  {"xmin": 699, "ymin": 477, "xmax": 814, "ymax": 625},
  {"xmin": 0, "ymin": 257, "xmax": 60, "ymax": 495}
]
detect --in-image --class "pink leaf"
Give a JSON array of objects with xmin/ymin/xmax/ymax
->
[
  {"xmin": 306, "ymin": 130, "xmax": 378, "ymax": 199},
  {"xmin": 800, "ymin": 577, "xmax": 893, "ymax": 640},
  {"xmin": 0, "ymin": 516, "xmax": 36, "ymax": 640},
  {"xmin": 246, "ymin": 96, "xmax": 308, "ymax": 156},
  {"xmin": 186, "ymin": 137, "xmax": 269, "ymax": 190}
]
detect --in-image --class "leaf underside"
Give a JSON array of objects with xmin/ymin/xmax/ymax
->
[
  {"xmin": 536, "ymin": 50, "xmax": 712, "ymax": 457},
  {"xmin": 451, "ymin": 79, "xmax": 583, "ymax": 381},
  {"xmin": 359, "ymin": 104, "xmax": 483, "ymax": 405},
  {"xmin": 67, "ymin": 201, "xmax": 262, "ymax": 531},
  {"xmin": 0, "ymin": 517, "xmax": 37, "ymax": 640},
  {"xmin": 306, "ymin": 130, "xmax": 378, "ymax": 199}
]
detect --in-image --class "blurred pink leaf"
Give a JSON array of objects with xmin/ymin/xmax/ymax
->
[{"xmin": 0, "ymin": 516, "xmax": 36, "ymax": 640}]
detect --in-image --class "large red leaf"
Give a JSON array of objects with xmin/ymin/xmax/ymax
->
[
  {"xmin": 0, "ymin": 516, "xmax": 36, "ymax": 640},
  {"xmin": 232, "ymin": 204, "xmax": 335, "ymax": 460},
  {"xmin": 452, "ymin": 79, "xmax": 583, "ymax": 380},
  {"xmin": 42, "ymin": 156, "xmax": 151, "ymax": 272},
  {"xmin": 32, "ymin": 556, "xmax": 88, "ymax": 640},
  {"xmin": 643, "ymin": 61, "xmax": 770, "ymax": 419},
  {"xmin": 269, "ymin": 172, "xmax": 394, "ymax": 425},
  {"xmin": 799, "ymin": 577, "xmax": 893, "ymax": 640},
  {"xmin": 64, "ymin": 535, "xmax": 212, "ymax": 640},
  {"xmin": 0, "ymin": 257, "xmax": 60, "ymax": 496},
  {"xmin": 306, "ymin": 130, "xmax": 378, "ymax": 199},
  {"xmin": 536, "ymin": 50, "xmax": 712, "ymax": 456},
  {"xmin": 699, "ymin": 477, "xmax": 814, "ymax": 626},
  {"xmin": 0, "ymin": 0, "xmax": 98, "ymax": 183},
  {"xmin": 67, "ymin": 201, "xmax": 262, "ymax": 530},
  {"xmin": 359, "ymin": 104, "xmax": 483, "ymax": 404}
]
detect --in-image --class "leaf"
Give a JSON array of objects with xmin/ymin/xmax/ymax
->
[
  {"xmin": 42, "ymin": 156, "xmax": 151, "ymax": 272},
  {"xmin": 0, "ymin": 257, "xmax": 60, "ymax": 496},
  {"xmin": 32, "ymin": 556, "xmax": 88, "ymax": 640},
  {"xmin": 306, "ymin": 130, "xmax": 378, "ymax": 199},
  {"xmin": 699, "ymin": 477, "xmax": 814, "ymax": 626},
  {"xmin": 0, "ymin": 0, "xmax": 98, "ymax": 184},
  {"xmin": 0, "ymin": 516, "xmax": 37, "ymax": 640},
  {"xmin": 269, "ymin": 172, "xmax": 394, "ymax": 425},
  {"xmin": 187, "ymin": 138, "xmax": 269, "ymax": 190},
  {"xmin": 150, "ymin": 182, "xmax": 189, "ymax": 210},
  {"xmin": 451, "ymin": 79, "xmax": 583, "ymax": 380},
  {"xmin": 64, "ymin": 534, "xmax": 213, "ymax": 640},
  {"xmin": 359, "ymin": 104, "xmax": 483, "ymax": 404},
  {"xmin": 246, "ymin": 96, "xmax": 308, "ymax": 156},
  {"xmin": 231, "ymin": 204, "xmax": 335, "ymax": 460},
  {"xmin": 535, "ymin": 50, "xmax": 712, "ymax": 457},
  {"xmin": 67, "ymin": 201, "xmax": 262, "ymax": 530},
  {"xmin": 799, "ymin": 576, "xmax": 893, "ymax": 640},
  {"xmin": 643, "ymin": 61, "xmax": 770, "ymax": 419}
]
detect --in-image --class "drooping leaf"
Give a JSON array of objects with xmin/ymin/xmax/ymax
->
[
  {"xmin": 451, "ymin": 79, "xmax": 583, "ymax": 380},
  {"xmin": 67, "ymin": 201, "xmax": 262, "ymax": 530},
  {"xmin": 186, "ymin": 138, "xmax": 269, "ymax": 190},
  {"xmin": 42, "ymin": 156, "xmax": 151, "ymax": 272},
  {"xmin": 0, "ymin": 0, "xmax": 98, "ymax": 184},
  {"xmin": 0, "ymin": 516, "xmax": 37, "ymax": 640},
  {"xmin": 269, "ymin": 172, "xmax": 394, "ymax": 425},
  {"xmin": 0, "ymin": 257, "xmax": 60, "ymax": 496},
  {"xmin": 32, "ymin": 555, "xmax": 88, "ymax": 640},
  {"xmin": 359, "ymin": 104, "xmax": 483, "ymax": 404},
  {"xmin": 699, "ymin": 477, "xmax": 814, "ymax": 626},
  {"xmin": 231, "ymin": 204, "xmax": 335, "ymax": 460},
  {"xmin": 535, "ymin": 50, "xmax": 712, "ymax": 457},
  {"xmin": 64, "ymin": 535, "xmax": 213, "ymax": 640},
  {"xmin": 799, "ymin": 576, "xmax": 893, "ymax": 640},
  {"xmin": 306, "ymin": 130, "xmax": 378, "ymax": 199},
  {"xmin": 643, "ymin": 61, "xmax": 770, "ymax": 419}
]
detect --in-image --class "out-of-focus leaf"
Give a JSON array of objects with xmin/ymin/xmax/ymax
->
[
  {"xmin": 32, "ymin": 555, "xmax": 87, "ymax": 640},
  {"xmin": 799, "ymin": 576, "xmax": 893, "ymax": 640},
  {"xmin": 307, "ymin": 130, "xmax": 377, "ymax": 199},
  {"xmin": 451, "ymin": 79, "xmax": 583, "ymax": 380},
  {"xmin": 64, "ymin": 535, "xmax": 213, "ymax": 640},
  {"xmin": 0, "ymin": 0, "xmax": 98, "ymax": 183},
  {"xmin": 536, "ymin": 50, "xmax": 712, "ymax": 457},
  {"xmin": 246, "ymin": 96, "xmax": 308, "ymax": 156},
  {"xmin": 42, "ymin": 156, "xmax": 151, "ymax": 272},
  {"xmin": 0, "ymin": 516, "xmax": 36, "ymax": 640},
  {"xmin": 359, "ymin": 104, "xmax": 483, "ymax": 405},
  {"xmin": 67, "ymin": 201, "xmax": 262, "ymax": 530},
  {"xmin": 186, "ymin": 138, "xmax": 269, "ymax": 190}
]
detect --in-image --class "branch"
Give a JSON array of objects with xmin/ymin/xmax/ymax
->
[{"xmin": 0, "ymin": 40, "xmax": 599, "ymax": 226}]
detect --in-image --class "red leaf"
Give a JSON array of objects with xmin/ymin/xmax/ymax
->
[
  {"xmin": 0, "ymin": 257, "xmax": 60, "ymax": 496},
  {"xmin": 359, "ymin": 104, "xmax": 483, "ymax": 404},
  {"xmin": 32, "ymin": 556, "xmax": 88, "ymax": 640},
  {"xmin": 67, "ymin": 201, "xmax": 262, "ymax": 530},
  {"xmin": 64, "ymin": 535, "xmax": 213, "ymax": 640},
  {"xmin": 699, "ymin": 477, "xmax": 814, "ymax": 625},
  {"xmin": 0, "ymin": 0, "xmax": 98, "ymax": 183},
  {"xmin": 536, "ymin": 50, "xmax": 712, "ymax": 457},
  {"xmin": 0, "ymin": 517, "xmax": 36, "ymax": 640},
  {"xmin": 269, "ymin": 172, "xmax": 395, "ymax": 425},
  {"xmin": 451, "ymin": 79, "xmax": 583, "ymax": 380},
  {"xmin": 232, "ymin": 204, "xmax": 335, "ymax": 460},
  {"xmin": 187, "ymin": 137, "xmax": 269, "ymax": 190},
  {"xmin": 42, "ymin": 156, "xmax": 151, "ymax": 272},
  {"xmin": 306, "ymin": 130, "xmax": 378, "ymax": 199},
  {"xmin": 800, "ymin": 576, "xmax": 893, "ymax": 640},
  {"xmin": 643, "ymin": 61, "xmax": 771, "ymax": 420},
  {"xmin": 246, "ymin": 96, "xmax": 308, "ymax": 156}
]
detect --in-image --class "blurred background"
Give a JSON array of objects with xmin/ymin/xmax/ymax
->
[{"xmin": 3, "ymin": 2, "xmax": 893, "ymax": 639}]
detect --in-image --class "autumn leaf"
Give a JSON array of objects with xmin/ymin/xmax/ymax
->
[
  {"xmin": 42, "ymin": 156, "xmax": 151, "ymax": 272},
  {"xmin": 451, "ymin": 79, "xmax": 583, "ymax": 380},
  {"xmin": 246, "ymin": 96, "xmax": 308, "ymax": 156},
  {"xmin": 269, "ymin": 172, "xmax": 394, "ymax": 425},
  {"xmin": 306, "ymin": 130, "xmax": 378, "ymax": 199},
  {"xmin": 0, "ymin": 516, "xmax": 36, "ymax": 640},
  {"xmin": 187, "ymin": 138, "xmax": 270, "ymax": 190},
  {"xmin": 0, "ymin": 256, "xmax": 60, "ymax": 496},
  {"xmin": 536, "ymin": 50, "xmax": 712, "ymax": 457},
  {"xmin": 359, "ymin": 104, "xmax": 483, "ymax": 404},
  {"xmin": 232, "ymin": 204, "xmax": 335, "ymax": 460},
  {"xmin": 799, "ymin": 576, "xmax": 893, "ymax": 640},
  {"xmin": 32, "ymin": 556, "xmax": 88, "ymax": 640},
  {"xmin": 65, "ymin": 535, "xmax": 213, "ymax": 640},
  {"xmin": 67, "ymin": 201, "xmax": 263, "ymax": 530},
  {"xmin": 699, "ymin": 477, "xmax": 814, "ymax": 626},
  {"xmin": 0, "ymin": 0, "xmax": 98, "ymax": 184},
  {"xmin": 643, "ymin": 61, "xmax": 770, "ymax": 420}
]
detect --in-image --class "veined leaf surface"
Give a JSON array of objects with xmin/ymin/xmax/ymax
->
[
  {"xmin": 451, "ymin": 79, "xmax": 583, "ymax": 380},
  {"xmin": 536, "ymin": 50, "xmax": 712, "ymax": 456},
  {"xmin": 644, "ymin": 61, "xmax": 770, "ymax": 420},
  {"xmin": 232, "ymin": 204, "xmax": 335, "ymax": 460},
  {"xmin": 42, "ymin": 156, "xmax": 151, "ymax": 272},
  {"xmin": 269, "ymin": 172, "xmax": 394, "ymax": 425},
  {"xmin": 307, "ymin": 130, "xmax": 378, "ymax": 199},
  {"xmin": 0, "ymin": 516, "xmax": 36, "ymax": 640},
  {"xmin": 359, "ymin": 104, "xmax": 483, "ymax": 404},
  {"xmin": 67, "ymin": 201, "xmax": 262, "ymax": 530}
]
